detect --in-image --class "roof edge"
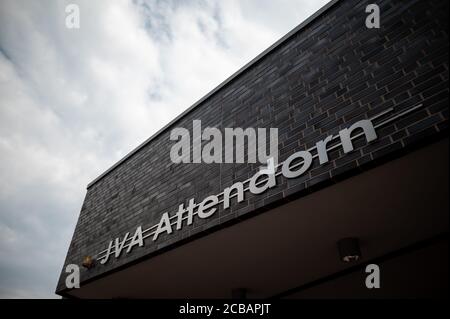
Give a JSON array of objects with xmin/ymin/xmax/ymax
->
[{"xmin": 86, "ymin": 0, "xmax": 341, "ymax": 189}]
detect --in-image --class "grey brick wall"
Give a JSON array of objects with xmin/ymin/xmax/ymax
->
[{"xmin": 56, "ymin": 0, "xmax": 448, "ymax": 294}]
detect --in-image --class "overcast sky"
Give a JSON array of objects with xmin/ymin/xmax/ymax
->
[{"xmin": 0, "ymin": 0, "xmax": 329, "ymax": 298}]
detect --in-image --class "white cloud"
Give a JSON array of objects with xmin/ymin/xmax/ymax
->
[{"xmin": 0, "ymin": 0, "xmax": 329, "ymax": 298}]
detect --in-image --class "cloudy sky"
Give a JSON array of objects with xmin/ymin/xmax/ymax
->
[{"xmin": 0, "ymin": 0, "xmax": 329, "ymax": 298}]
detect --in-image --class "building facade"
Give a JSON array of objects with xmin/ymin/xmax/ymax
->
[{"xmin": 56, "ymin": 0, "xmax": 449, "ymax": 298}]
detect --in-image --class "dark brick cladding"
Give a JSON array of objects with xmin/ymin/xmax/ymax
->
[{"xmin": 56, "ymin": 0, "xmax": 448, "ymax": 293}]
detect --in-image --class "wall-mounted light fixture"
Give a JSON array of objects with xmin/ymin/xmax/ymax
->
[
  {"xmin": 82, "ymin": 255, "xmax": 95, "ymax": 269},
  {"xmin": 337, "ymin": 237, "xmax": 361, "ymax": 263}
]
